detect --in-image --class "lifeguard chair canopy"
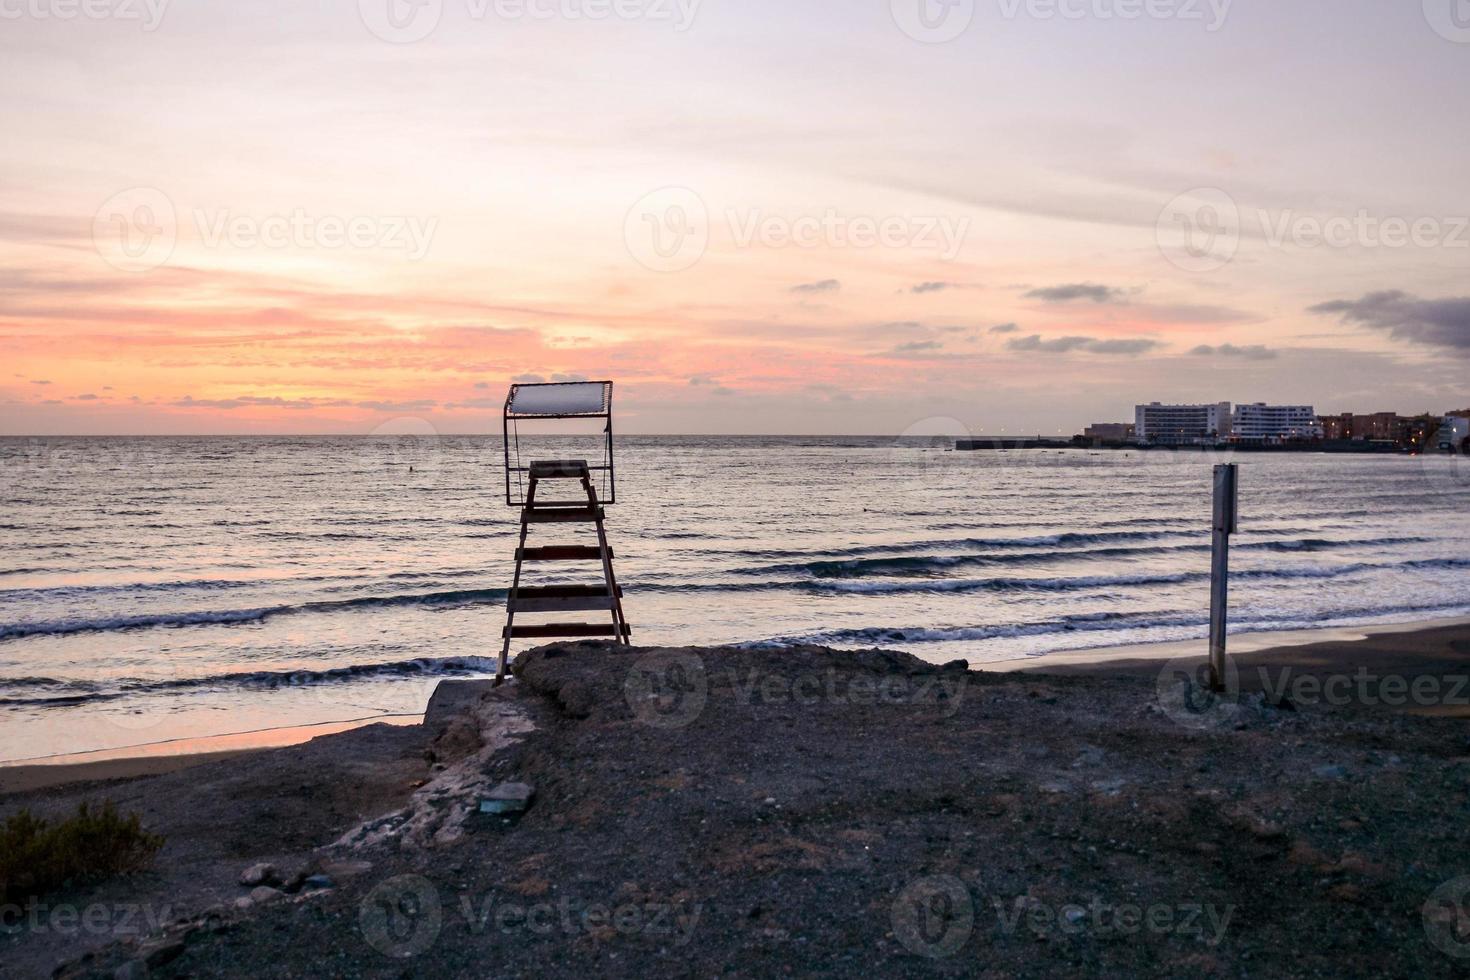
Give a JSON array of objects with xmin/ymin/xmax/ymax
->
[{"xmin": 502, "ymin": 380, "xmax": 616, "ymax": 505}]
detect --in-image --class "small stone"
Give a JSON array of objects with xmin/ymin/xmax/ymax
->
[
  {"xmin": 763, "ymin": 797, "xmax": 777, "ymax": 806},
  {"xmin": 1313, "ymin": 764, "xmax": 1348, "ymax": 780},
  {"xmin": 303, "ymin": 874, "xmax": 335, "ymax": 891},
  {"xmin": 233, "ymin": 897, "xmax": 253, "ymax": 910},
  {"xmin": 249, "ymin": 886, "xmax": 284, "ymax": 904},
  {"xmin": 320, "ymin": 859, "xmax": 373, "ymax": 879},
  {"xmin": 479, "ymin": 781, "xmax": 535, "ymax": 815},
  {"xmin": 239, "ymin": 862, "xmax": 279, "ymax": 887},
  {"xmin": 1063, "ymin": 907, "xmax": 1086, "ymax": 926}
]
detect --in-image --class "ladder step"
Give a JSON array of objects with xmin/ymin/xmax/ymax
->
[
  {"xmin": 502, "ymin": 622, "xmax": 632, "ymax": 639},
  {"xmin": 524, "ymin": 507, "xmax": 603, "ymax": 524},
  {"xmin": 509, "ymin": 585, "xmax": 623, "ymax": 614},
  {"xmin": 517, "ymin": 546, "xmax": 612, "ymax": 562}
]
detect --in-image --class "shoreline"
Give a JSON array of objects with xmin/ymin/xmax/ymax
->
[
  {"xmin": 0, "ymin": 714, "xmax": 422, "ymax": 794},
  {"xmin": 5, "ymin": 616, "xmax": 1468, "ymax": 796},
  {"xmin": 985, "ymin": 613, "xmax": 1470, "ymax": 673}
]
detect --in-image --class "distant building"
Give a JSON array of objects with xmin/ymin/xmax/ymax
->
[
  {"xmin": 1230, "ymin": 403, "xmax": 1322, "ymax": 444},
  {"xmin": 1315, "ymin": 411, "xmax": 1409, "ymax": 444},
  {"xmin": 1083, "ymin": 422, "xmax": 1135, "ymax": 443},
  {"xmin": 1134, "ymin": 402, "xmax": 1232, "ymax": 446},
  {"xmin": 1432, "ymin": 416, "xmax": 1470, "ymax": 453}
]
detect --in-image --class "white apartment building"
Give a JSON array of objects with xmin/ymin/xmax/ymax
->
[
  {"xmin": 1230, "ymin": 403, "xmax": 1322, "ymax": 444},
  {"xmin": 1134, "ymin": 402, "xmax": 1233, "ymax": 445}
]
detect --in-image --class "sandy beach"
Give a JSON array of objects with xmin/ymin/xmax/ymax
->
[{"xmin": 4, "ymin": 621, "xmax": 1469, "ymax": 978}]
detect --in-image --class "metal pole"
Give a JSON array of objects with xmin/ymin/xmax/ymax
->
[{"xmin": 1209, "ymin": 464, "xmax": 1238, "ymax": 692}]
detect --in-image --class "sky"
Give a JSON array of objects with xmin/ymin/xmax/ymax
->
[{"xmin": 1, "ymin": 0, "xmax": 1468, "ymax": 436}]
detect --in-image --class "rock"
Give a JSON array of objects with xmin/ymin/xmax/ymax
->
[
  {"xmin": 1313, "ymin": 764, "xmax": 1348, "ymax": 780},
  {"xmin": 143, "ymin": 940, "xmax": 186, "ymax": 968},
  {"xmin": 303, "ymin": 874, "xmax": 335, "ymax": 891},
  {"xmin": 239, "ymin": 862, "xmax": 279, "ymax": 887},
  {"xmin": 1038, "ymin": 779, "xmax": 1073, "ymax": 795},
  {"xmin": 320, "ymin": 858, "xmax": 373, "ymax": 880},
  {"xmin": 480, "ymin": 781, "xmax": 535, "ymax": 815},
  {"xmin": 233, "ymin": 897, "xmax": 253, "ymax": 910},
  {"xmin": 249, "ymin": 886, "xmax": 284, "ymax": 905},
  {"xmin": 113, "ymin": 960, "xmax": 147, "ymax": 980}
]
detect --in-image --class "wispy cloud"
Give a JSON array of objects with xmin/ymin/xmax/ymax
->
[
  {"xmin": 1008, "ymin": 334, "xmax": 1158, "ymax": 355},
  {"xmin": 989, "ymin": 322, "xmax": 1020, "ymax": 334},
  {"xmin": 1023, "ymin": 283, "xmax": 1125, "ymax": 304},
  {"xmin": 1190, "ymin": 343, "xmax": 1277, "ymax": 360},
  {"xmin": 1309, "ymin": 291, "xmax": 1470, "ymax": 353},
  {"xmin": 910, "ymin": 281, "xmax": 955, "ymax": 294},
  {"xmin": 790, "ymin": 279, "xmax": 841, "ymax": 294}
]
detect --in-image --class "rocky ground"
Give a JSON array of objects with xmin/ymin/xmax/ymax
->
[{"xmin": 7, "ymin": 637, "xmax": 1470, "ymax": 978}]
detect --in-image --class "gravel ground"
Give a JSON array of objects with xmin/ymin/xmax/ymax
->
[{"xmin": 19, "ymin": 637, "xmax": 1470, "ymax": 979}]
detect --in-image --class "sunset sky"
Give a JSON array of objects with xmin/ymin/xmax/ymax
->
[{"xmin": 2, "ymin": 0, "xmax": 1468, "ymax": 435}]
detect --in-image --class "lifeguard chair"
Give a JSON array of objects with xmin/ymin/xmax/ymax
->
[{"xmin": 497, "ymin": 380, "xmax": 630, "ymax": 682}]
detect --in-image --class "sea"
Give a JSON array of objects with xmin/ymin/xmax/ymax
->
[{"xmin": 3, "ymin": 435, "xmax": 1468, "ymax": 761}]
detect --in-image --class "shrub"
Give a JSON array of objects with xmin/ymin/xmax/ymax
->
[{"xmin": 0, "ymin": 801, "xmax": 163, "ymax": 902}]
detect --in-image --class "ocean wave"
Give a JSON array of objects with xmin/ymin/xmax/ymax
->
[
  {"xmin": 0, "ymin": 587, "xmax": 508, "ymax": 642},
  {"xmin": 0, "ymin": 655, "xmax": 499, "ymax": 707}
]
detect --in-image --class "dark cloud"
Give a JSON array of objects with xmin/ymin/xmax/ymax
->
[
  {"xmin": 689, "ymin": 374, "xmax": 718, "ymax": 386},
  {"xmin": 74, "ymin": 393, "xmax": 99, "ymax": 400},
  {"xmin": 1023, "ymin": 283, "xmax": 1125, "ymax": 304},
  {"xmin": 1190, "ymin": 343, "xmax": 1277, "ymax": 360},
  {"xmin": 473, "ymin": 382, "xmax": 491, "ymax": 390},
  {"xmin": 512, "ymin": 373, "xmax": 545, "ymax": 383},
  {"xmin": 790, "ymin": 279, "xmax": 841, "ymax": 294},
  {"xmin": 551, "ymin": 373, "xmax": 589, "ymax": 383},
  {"xmin": 893, "ymin": 340, "xmax": 943, "ymax": 353},
  {"xmin": 1008, "ymin": 334, "xmax": 1158, "ymax": 355},
  {"xmin": 910, "ymin": 281, "xmax": 954, "ymax": 294},
  {"xmin": 1309, "ymin": 291, "xmax": 1470, "ymax": 352},
  {"xmin": 30, "ymin": 380, "xmax": 51, "ymax": 385},
  {"xmin": 989, "ymin": 322, "xmax": 1020, "ymax": 334}
]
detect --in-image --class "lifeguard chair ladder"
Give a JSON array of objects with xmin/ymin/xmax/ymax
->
[{"xmin": 498, "ymin": 381, "xmax": 631, "ymax": 683}]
